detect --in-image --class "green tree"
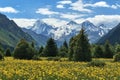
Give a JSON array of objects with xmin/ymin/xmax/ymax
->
[
  {"xmin": 0, "ymin": 51, "xmax": 4, "ymax": 60},
  {"xmin": 43, "ymin": 38, "xmax": 58, "ymax": 57},
  {"xmin": 104, "ymin": 41, "xmax": 113, "ymax": 58},
  {"xmin": 72, "ymin": 28, "xmax": 92, "ymax": 61},
  {"xmin": 59, "ymin": 40, "xmax": 68, "ymax": 57},
  {"xmin": 13, "ymin": 39, "xmax": 35, "ymax": 59},
  {"xmin": 68, "ymin": 37, "xmax": 74, "ymax": 60},
  {"xmin": 94, "ymin": 45, "xmax": 104, "ymax": 58},
  {"xmin": 5, "ymin": 48, "xmax": 11, "ymax": 57},
  {"xmin": 39, "ymin": 46, "xmax": 44, "ymax": 56},
  {"xmin": 31, "ymin": 41, "xmax": 35, "ymax": 48}
]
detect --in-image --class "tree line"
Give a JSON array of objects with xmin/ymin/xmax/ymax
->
[{"xmin": 0, "ymin": 28, "xmax": 120, "ymax": 61}]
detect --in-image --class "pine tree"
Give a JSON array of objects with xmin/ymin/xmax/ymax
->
[
  {"xmin": 94, "ymin": 45, "xmax": 104, "ymax": 58},
  {"xmin": 68, "ymin": 37, "xmax": 74, "ymax": 60},
  {"xmin": 104, "ymin": 41, "xmax": 113, "ymax": 58},
  {"xmin": 31, "ymin": 41, "xmax": 35, "ymax": 48},
  {"xmin": 63, "ymin": 40, "xmax": 68, "ymax": 49},
  {"xmin": 73, "ymin": 28, "xmax": 92, "ymax": 61},
  {"xmin": 39, "ymin": 46, "xmax": 44, "ymax": 56},
  {"xmin": 5, "ymin": 48, "xmax": 11, "ymax": 57},
  {"xmin": 43, "ymin": 38, "xmax": 58, "ymax": 57}
]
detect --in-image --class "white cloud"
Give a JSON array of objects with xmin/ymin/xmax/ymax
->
[
  {"xmin": 60, "ymin": 13, "xmax": 85, "ymax": 20},
  {"xmin": 84, "ymin": 1, "xmax": 118, "ymax": 9},
  {"xmin": 0, "ymin": 7, "xmax": 19, "ymax": 13},
  {"xmin": 12, "ymin": 18, "xmax": 36, "ymax": 28},
  {"xmin": 69, "ymin": 0, "xmax": 92, "ymax": 13},
  {"xmin": 57, "ymin": 0, "xmax": 72, "ymax": 4},
  {"xmin": 36, "ymin": 8, "xmax": 59, "ymax": 15},
  {"xmin": 42, "ymin": 18, "xmax": 67, "ymax": 27},
  {"xmin": 76, "ymin": 15, "xmax": 120, "ymax": 28},
  {"xmin": 56, "ymin": 5, "xmax": 64, "ymax": 8}
]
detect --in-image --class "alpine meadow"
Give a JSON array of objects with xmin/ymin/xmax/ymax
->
[{"xmin": 0, "ymin": 0, "xmax": 120, "ymax": 80}]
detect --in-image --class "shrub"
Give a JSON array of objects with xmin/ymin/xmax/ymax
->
[
  {"xmin": 46, "ymin": 57, "xmax": 60, "ymax": 61},
  {"xmin": 87, "ymin": 60, "xmax": 106, "ymax": 67},
  {"xmin": 32, "ymin": 55, "xmax": 41, "ymax": 60},
  {"xmin": 113, "ymin": 52, "xmax": 120, "ymax": 62},
  {"xmin": 5, "ymin": 48, "xmax": 11, "ymax": 57},
  {"xmin": 0, "ymin": 51, "xmax": 4, "ymax": 60}
]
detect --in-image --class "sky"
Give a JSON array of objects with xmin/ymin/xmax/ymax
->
[{"xmin": 0, "ymin": 0, "xmax": 120, "ymax": 28}]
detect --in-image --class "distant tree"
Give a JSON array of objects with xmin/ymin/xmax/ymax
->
[
  {"xmin": 39, "ymin": 46, "xmax": 44, "ymax": 56},
  {"xmin": 63, "ymin": 40, "xmax": 68, "ymax": 49},
  {"xmin": 31, "ymin": 41, "xmax": 35, "ymax": 48},
  {"xmin": 13, "ymin": 39, "xmax": 35, "ymax": 59},
  {"xmin": 5, "ymin": 48, "xmax": 11, "ymax": 57},
  {"xmin": 59, "ymin": 40, "xmax": 68, "ymax": 57},
  {"xmin": 104, "ymin": 40, "xmax": 113, "ymax": 58},
  {"xmin": 94, "ymin": 45, "xmax": 104, "ymax": 58},
  {"xmin": 43, "ymin": 38, "xmax": 58, "ymax": 57},
  {"xmin": 0, "ymin": 51, "xmax": 4, "ymax": 60},
  {"xmin": 115, "ymin": 44, "xmax": 120, "ymax": 53},
  {"xmin": 68, "ymin": 37, "xmax": 74, "ymax": 60},
  {"xmin": 71, "ymin": 28, "xmax": 92, "ymax": 62}
]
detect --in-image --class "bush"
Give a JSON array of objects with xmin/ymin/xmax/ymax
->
[
  {"xmin": 46, "ymin": 57, "xmax": 60, "ymax": 61},
  {"xmin": 5, "ymin": 48, "xmax": 11, "ymax": 57},
  {"xmin": 87, "ymin": 60, "xmax": 106, "ymax": 67},
  {"xmin": 32, "ymin": 55, "xmax": 41, "ymax": 60},
  {"xmin": 113, "ymin": 52, "xmax": 120, "ymax": 62},
  {"xmin": 0, "ymin": 51, "xmax": 4, "ymax": 60}
]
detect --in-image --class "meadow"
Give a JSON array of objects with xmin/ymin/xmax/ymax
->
[{"xmin": 0, "ymin": 57, "xmax": 120, "ymax": 80}]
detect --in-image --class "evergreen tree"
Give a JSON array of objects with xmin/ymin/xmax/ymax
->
[
  {"xmin": 68, "ymin": 37, "xmax": 74, "ymax": 60},
  {"xmin": 73, "ymin": 28, "xmax": 92, "ymax": 61},
  {"xmin": 94, "ymin": 45, "xmax": 104, "ymax": 58},
  {"xmin": 31, "ymin": 41, "xmax": 35, "ymax": 48},
  {"xmin": 0, "ymin": 51, "xmax": 4, "ymax": 60},
  {"xmin": 63, "ymin": 40, "xmax": 68, "ymax": 49},
  {"xmin": 39, "ymin": 46, "xmax": 44, "ymax": 56},
  {"xmin": 13, "ymin": 39, "xmax": 35, "ymax": 59},
  {"xmin": 5, "ymin": 48, "xmax": 11, "ymax": 56},
  {"xmin": 115, "ymin": 44, "xmax": 120, "ymax": 53},
  {"xmin": 43, "ymin": 38, "xmax": 58, "ymax": 57},
  {"xmin": 59, "ymin": 40, "xmax": 68, "ymax": 57},
  {"xmin": 104, "ymin": 41, "xmax": 113, "ymax": 58}
]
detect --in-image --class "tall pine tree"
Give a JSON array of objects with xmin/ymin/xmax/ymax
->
[
  {"xmin": 72, "ymin": 28, "xmax": 92, "ymax": 61},
  {"xmin": 43, "ymin": 38, "xmax": 58, "ymax": 57}
]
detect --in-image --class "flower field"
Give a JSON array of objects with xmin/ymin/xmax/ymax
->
[{"xmin": 0, "ymin": 57, "xmax": 120, "ymax": 80}]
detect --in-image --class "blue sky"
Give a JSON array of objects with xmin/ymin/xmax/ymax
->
[{"xmin": 0, "ymin": 0, "xmax": 120, "ymax": 27}]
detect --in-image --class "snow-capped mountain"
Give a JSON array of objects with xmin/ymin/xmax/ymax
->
[
  {"xmin": 30, "ymin": 20, "xmax": 55, "ymax": 37},
  {"xmin": 23, "ymin": 20, "xmax": 111, "ymax": 46}
]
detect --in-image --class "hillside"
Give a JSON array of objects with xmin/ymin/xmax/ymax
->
[
  {"xmin": 0, "ymin": 13, "xmax": 35, "ymax": 49},
  {"xmin": 97, "ymin": 23, "xmax": 120, "ymax": 44}
]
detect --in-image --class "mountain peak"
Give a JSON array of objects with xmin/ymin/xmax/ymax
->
[{"xmin": 67, "ymin": 21, "xmax": 78, "ymax": 25}]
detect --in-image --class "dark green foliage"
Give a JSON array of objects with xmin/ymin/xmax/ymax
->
[
  {"xmin": 31, "ymin": 41, "xmax": 35, "ymax": 48},
  {"xmin": 68, "ymin": 37, "xmax": 74, "ymax": 61},
  {"xmin": 5, "ymin": 48, "xmax": 11, "ymax": 56},
  {"xmin": 43, "ymin": 38, "xmax": 58, "ymax": 57},
  {"xmin": 59, "ymin": 40, "xmax": 68, "ymax": 57},
  {"xmin": 114, "ymin": 44, "xmax": 120, "ymax": 53},
  {"xmin": 87, "ymin": 60, "xmax": 106, "ymax": 67},
  {"xmin": 0, "ymin": 51, "xmax": 4, "ymax": 60},
  {"xmin": 32, "ymin": 55, "xmax": 41, "ymax": 60},
  {"xmin": 13, "ymin": 39, "xmax": 35, "ymax": 60},
  {"xmin": 72, "ymin": 28, "xmax": 92, "ymax": 62},
  {"xmin": 113, "ymin": 52, "xmax": 120, "ymax": 62},
  {"xmin": 39, "ymin": 46, "xmax": 44, "ymax": 56},
  {"xmin": 104, "ymin": 41, "xmax": 113, "ymax": 58},
  {"xmin": 94, "ymin": 45, "xmax": 104, "ymax": 58}
]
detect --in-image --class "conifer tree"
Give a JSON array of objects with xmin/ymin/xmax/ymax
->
[
  {"xmin": 73, "ymin": 28, "xmax": 92, "ymax": 61},
  {"xmin": 39, "ymin": 46, "xmax": 44, "ymax": 56},
  {"xmin": 104, "ymin": 40, "xmax": 113, "ymax": 58},
  {"xmin": 43, "ymin": 38, "xmax": 58, "ymax": 57},
  {"xmin": 5, "ymin": 48, "xmax": 11, "ymax": 57},
  {"xmin": 94, "ymin": 45, "xmax": 104, "ymax": 58}
]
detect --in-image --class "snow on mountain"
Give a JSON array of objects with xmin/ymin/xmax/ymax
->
[{"xmin": 25, "ymin": 20, "xmax": 111, "ymax": 45}]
